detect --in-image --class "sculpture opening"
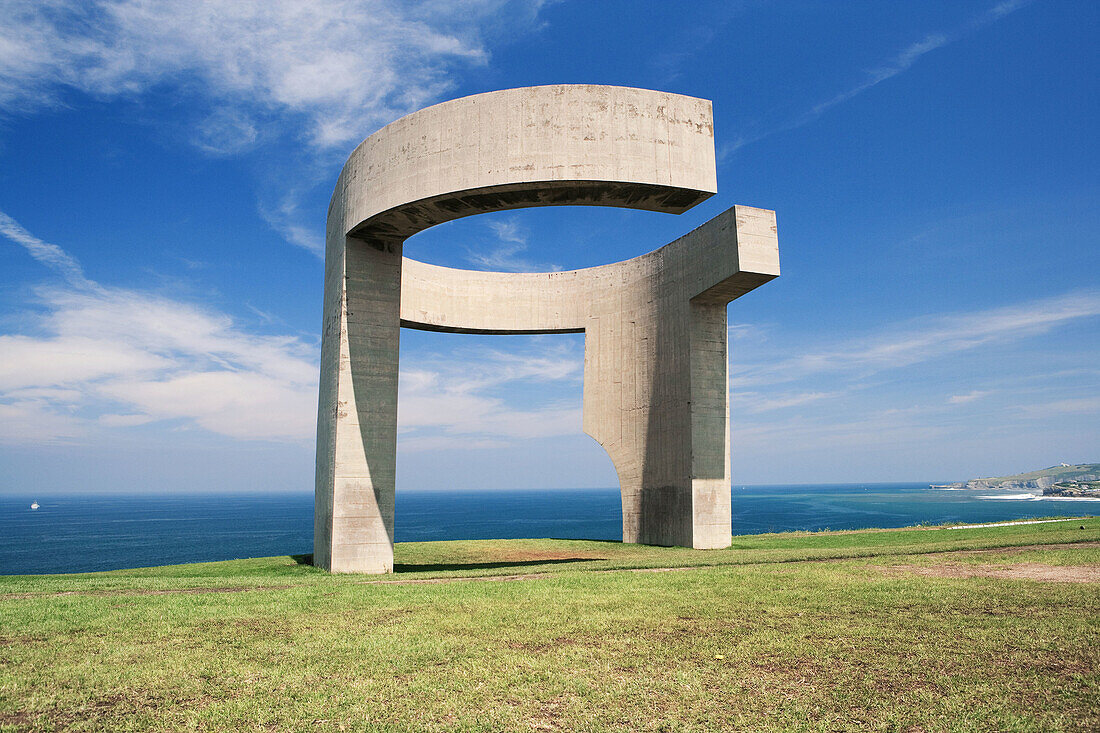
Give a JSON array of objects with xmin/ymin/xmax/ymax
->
[
  {"xmin": 394, "ymin": 330, "xmax": 609, "ymax": 494},
  {"xmin": 314, "ymin": 85, "xmax": 780, "ymax": 573}
]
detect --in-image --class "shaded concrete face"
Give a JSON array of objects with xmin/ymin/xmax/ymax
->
[{"xmin": 315, "ymin": 84, "xmax": 779, "ymax": 573}]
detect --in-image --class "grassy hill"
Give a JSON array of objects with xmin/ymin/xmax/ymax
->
[
  {"xmin": 978, "ymin": 463, "xmax": 1100, "ymax": 483},
  {"xmin": 2, "ymin": 518, "xmax": 1099, "ymax": 731}
]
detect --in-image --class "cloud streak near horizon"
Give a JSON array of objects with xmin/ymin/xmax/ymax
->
[{"xmin": 731, "ymin": 290, "xmax": 1100, "ymax": 390}]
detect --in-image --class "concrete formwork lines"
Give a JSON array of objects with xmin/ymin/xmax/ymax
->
[{"xmin": 315, "ymin": 85, "xmax": 779, "ymax": 573}]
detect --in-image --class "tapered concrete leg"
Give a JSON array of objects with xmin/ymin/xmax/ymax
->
[
  {"xmin": 314, "ymin": 238, "xmax": 401, "ymax": 573},
  {"xmin": 589, "ymin": 299, "xmax": 732, "ymax": 549}
]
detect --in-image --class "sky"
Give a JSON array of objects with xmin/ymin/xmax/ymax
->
[{"xmin": 0, "ymin": 0, "xmax": 1096, "ymax": 494}]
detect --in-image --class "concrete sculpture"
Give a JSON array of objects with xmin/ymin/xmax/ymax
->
[{"xmin": 314, "ymin": 85, "xmax": 779, "ymax": 573}]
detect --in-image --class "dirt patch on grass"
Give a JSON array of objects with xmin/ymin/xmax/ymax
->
[
  {"xmin": 366, "ymin": 572, "xmax": 545, "ymax": 585},
  {"xmin": 527, "ymin": 695, "xmax": 568, "ymax": 731},
  {"xmin": 938, "ymin": 541, "xmax": 1100, "ymax": 557},
  {"xmin": 883, "ymin": 562, "xmax": 1100, "ymax": 583},
  {"xmin": 0, "ymin": 710, "xmax": 33, "ymax": 728},
  {"xmin": 8, "ymin": 690, "xmax": 167, "ymax": 731},
  {"xmin": 0, "ymin": 634, "xmax": 47, "ymax": 646},
  {"xmin": 367, "ymin": 565, "xmax": 702, "ymax": 585}
]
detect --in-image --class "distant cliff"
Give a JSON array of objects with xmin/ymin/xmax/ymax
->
[{"xmin": 940, "ymin": 463, "xmax": 1100, "ymax": 490}]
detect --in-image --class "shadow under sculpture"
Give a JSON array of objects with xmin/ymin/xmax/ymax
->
[{"xmin": 314, "ymin": 85, "xmax": 780, "ymax": 573}]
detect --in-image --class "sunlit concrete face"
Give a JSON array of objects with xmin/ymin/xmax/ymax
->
[{"xmin": 315, "ymin": 84, "xmax": 780, "ymax": 573}]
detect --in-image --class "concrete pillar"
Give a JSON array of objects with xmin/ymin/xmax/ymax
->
[{"xmin": 314, "ymin": 238, "xmax": 401, "ymax": 573}]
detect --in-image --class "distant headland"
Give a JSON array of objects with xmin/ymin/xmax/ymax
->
[{"xmin": 932, "ymin": 463, "xmax": 1100, "ymax": 498}]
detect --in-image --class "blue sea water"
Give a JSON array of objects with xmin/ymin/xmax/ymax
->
[{"xmin": 1, "ymin": 484, "xmax": 1095, "ymax": 575}]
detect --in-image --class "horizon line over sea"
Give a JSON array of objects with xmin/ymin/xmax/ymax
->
[
  {"xmin": 0, "ymin": 481, "xmax": 973, "ymax": 496},
  {"xmin": 2, "ymin": 483, "xmax": 1096, "ymax": 575}
]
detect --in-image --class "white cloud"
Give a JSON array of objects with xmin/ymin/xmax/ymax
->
[
  {"xmin": 0, "ymin": 211, "xmax": 91, "ymax": 287},
  {"xmin": 259, "ymin": 189, "xmax": 326, "ymax": 256},
  {"xmin": 98, "ymin": 413, "xmax": 156, "ymax": 427},
  {"xmin": 98, "ymin": 371, "xmax": 315, "ymax": 439},
  {"xmin": 733, "ymin": 391, "xmax": 839, "ymax": 414},
  {"xmin": 0, "ymin": 401, "xmax": 86, "ymax": 444},
  {"xmin": 0, "ymin": 210, "xmax": 318, "ymax": 443},
  {"xmin": 443, "ymin": 348, "xmax": 580, "ymax": 393},
  {"xmin": 733, "ymin": 291, "xmax": 1100, "ymax": 387},
  {"xmin": 0, "ymin": 334, "xmax": 170, "ymax": 391},
  {"xmin": 192, "ymin": 107, "xmax": 260, "ymax": 156},
  {"xmin": 397, "ymin": 435, "xmax": 510, "ymax": 453},
  {"xmin": 1020, "ymin": 397, "xmax": 1100, "ymax": 417},
  {"xmin": 2, "ymin": 210, "xmax": 582, "ymax": 448},
  {"xmin": 948, "ymin": 390, "xmax": 991, "ymax": 405},
  {"xmin": 1, "ymin": 2, "xmax": 551, "ymax": 256},
  {"xmin": 725, "ymin": 285, "xmax": 1099, "ymax": 480},
  {"xmin": 0, "ymin": 0, "xmax": 535, "ymax": 149},
  {"xmin": 727, "ymin": 323, "xmax": 763, "ymax": 341},
  {"xmin": 465, "ymin": 217, "xmax": 561, "ymax": 273},
  {"xmin": 397, "ymin": 341, "xmax": 583, "ymax": 451},
  {"xmin": 731, "ymin": 405, "xmax": 954, "ymax": 454}
]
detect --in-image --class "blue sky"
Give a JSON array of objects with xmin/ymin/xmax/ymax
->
[{"xmin": 0, "ymin": 0, "xmax": 1096, "ymax": 493}]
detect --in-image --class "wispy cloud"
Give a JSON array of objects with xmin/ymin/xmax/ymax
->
[
  {"xmin": 720, "ymin": 0, "xmax": 1033, "ymax": 159},
  {"xmin": 2, "ymin": 210, "xmax": 583, "ymax": 447},
  {"xmin": 0, "ymin": 212, "xmax": 92, "ymax": 288},
  {"xmin": 948, "ymin": 390, "xmax": 992, "ymax": 405},
  {"xmin": 0, "ymin": 401, "xmax": 86, "ymax": 444},
  {"xmin": 398, "ymin": 340, "xmax": 583, "ymax": 451},
  {"xmin": 465, "ymin": 218, "xmax": 561, "ymax": 272},
  {"xmin": 733, "ymin": 390, "xmax": 839, "ymax": 414},
  {"xmin": 258, "ymin": 187, "xmax": 326, "ymax": 256},
  {"xmin": 731, "ymin": 405, "xmax": 953, "ymax": 453},
  {"xmin": 0, "ymin": 1, "xmax": 550, "ymax": 256},
  {"xmin": 0, "ymin": 0, "xmax": 535, "ymax": 149},
  {"xmin": 802, "ymin": 33, "xmax": 950, "ymax": 122},
  {"xmin": 1020, "ymin": 397, "xmax": 1100, "ymax": 417},
  {"xmin": 733, "ymin": 290, "xmax": 1100, "ymax": 387},
  {"xmin": 191, "ymin": 107, "xmax": 260, "ymax": 156},
  {"xmin": 727, "ymin": 322, "xmax": 766, "ymax": 342},
  {"xmin": 648, "ymin": 2, "xmax": 744, "ymax": 86},
  {"xmin": 0, "ymin": 210, "xmax": 318, "ymax": 443},
  {"xmin": 726, "ymin": 285, "xmax": 1099, "ymax": 481}
]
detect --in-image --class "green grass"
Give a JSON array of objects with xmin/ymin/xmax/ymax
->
[{"xmin": 2, "ymin": 518, "xmax": 1098, "ymax": 731}]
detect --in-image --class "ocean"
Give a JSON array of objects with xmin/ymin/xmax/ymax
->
[{"xmin": 1, "ymin": 483, "xmax": 1095, "ymax": 575}]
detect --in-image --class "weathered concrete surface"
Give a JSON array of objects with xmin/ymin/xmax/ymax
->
[
  {"xmin": 315, "ymin": 84, "xmax": 778, "ymax": 573},
  {"xmin": 402, "ymin": 205, "xmax": 778, "ymax": 548}
]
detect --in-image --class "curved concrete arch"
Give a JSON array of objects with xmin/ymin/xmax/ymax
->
[
  {"xmin": 315, "ymin": 85, "xmax": 779, "ymax": 573},
  {"xmin": 329, "ymin": 84, "xmax": 717, "ymax": 248}
]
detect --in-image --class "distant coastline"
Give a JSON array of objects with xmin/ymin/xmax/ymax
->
[{"xmin": 932, "ymin": 463, "xmax": 1100, "ymax": 501}]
